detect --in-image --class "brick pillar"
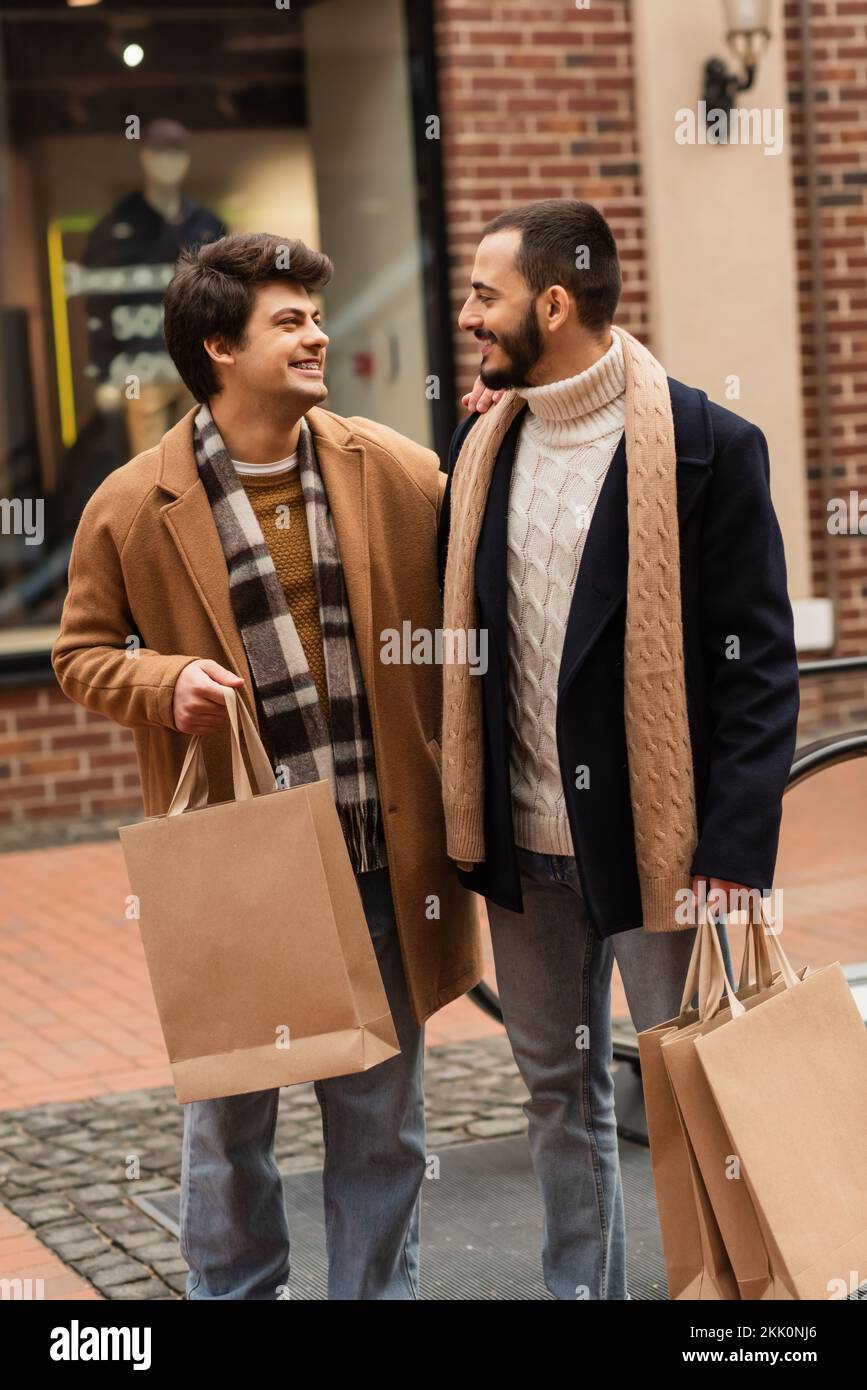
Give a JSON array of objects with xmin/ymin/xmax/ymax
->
[
  {"xmin": 432, "ymin": 0, "xmax": 648, "ymax": 402},
  {"xmin": 786, "ymin": 0, "xmax": 867, "ymax": 732}
]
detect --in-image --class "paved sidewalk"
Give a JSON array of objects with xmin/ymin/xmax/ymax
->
[
  {"xmin": 0, "ymin": 1036, "xmax": 529, "ymax": 1300},
  {"xmin": 1, "ymin": 758, "xmax": 864, "ymax": 1112},
  {"xmin": 0, "ymin": 1202, "xmax": 101, "ymax": 1301},
  {"xmin": 0, "ymin": 757, "xmax": 863, "ymax": 1299}
]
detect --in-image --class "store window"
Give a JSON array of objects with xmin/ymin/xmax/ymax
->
[{"xmin": 0, "ymin": 0, "xmax": 450, "ymax": 663}]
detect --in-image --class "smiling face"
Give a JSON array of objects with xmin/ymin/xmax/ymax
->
[
  {"xmin": 458, "ymin": 228, "xmax": 547, "ymax": 389},
  {"xmin": 204, "ymin": 278, "xmax": 329, "ymax": 409}
]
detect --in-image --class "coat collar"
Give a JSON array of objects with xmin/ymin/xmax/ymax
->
[
  {"xmin": 154, "ymin": 403, "xmax": 363, "ymax": 497},
  {"xmin": 475, "ymin": 378, "xmax": 715, "ymax": 700},
  {"xmin": 154, "ymin": 405, "xmax": 370, "ymax": 725}
]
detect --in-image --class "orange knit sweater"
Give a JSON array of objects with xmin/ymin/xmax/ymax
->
[{"xmin": 238, "ymin": 467, "xmax": 331, "ymax": 728}]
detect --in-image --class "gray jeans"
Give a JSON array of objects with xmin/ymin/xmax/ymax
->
[
  {"xmin": 179, "ymin": 866, "xmax": 426, "ymax": 1300},
  {"xmin": 485, "ymin": 846, "xmax": 734, "ymax": 1301}
]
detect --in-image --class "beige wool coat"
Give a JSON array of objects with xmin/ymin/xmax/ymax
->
[{"xmin": 52, "ymin": 405, "xmax": 483, "ymax": 1026}]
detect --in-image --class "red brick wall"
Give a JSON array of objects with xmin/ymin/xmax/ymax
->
[
  {"xmin": 432, "ymin": 0, "xmax": 648, "ymax": 399},
  {"xmin": 784, "ymin": 0, "xmax": 867, "ymax": 733},
  {"xmin": 0, "ymin": 683, "xmax": 139, "ymax": 829}
]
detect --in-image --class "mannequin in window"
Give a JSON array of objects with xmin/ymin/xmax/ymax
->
[{"xmin": 84, "ymin": 117, "xmax": 227, "ymax": 454}]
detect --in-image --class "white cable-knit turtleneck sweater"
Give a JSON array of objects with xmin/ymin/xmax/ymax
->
[{"xmin": 506, "ymin": 331, "xmax": 627, "ymax": 855}]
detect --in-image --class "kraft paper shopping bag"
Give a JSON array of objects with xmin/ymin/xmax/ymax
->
[
  {"xmin": 119, "ymin": 686, "xmax": 400, "ymax": 1103},
  {"xmin": 637, "ymin": 909, "xmax": 742, "ymax": 1300},
  {"xmin": 694, "ymin": 918, "xmax": 867, "ymax": 1301},
  {"xmin": 661, "ymin": 911, "xmax": 810, "ymax": 1300}
]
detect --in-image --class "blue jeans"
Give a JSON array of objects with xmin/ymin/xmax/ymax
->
[
  {"xmin": 178, "ymin": 866, "xmax": 426, "ymax": 1300},
  {"xmin": 485, "ymin": 846, "xmax": 734, "ymax": 1302}
]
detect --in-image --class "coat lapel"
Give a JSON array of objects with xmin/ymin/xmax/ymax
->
[
  {"xmin": 156, "ymin": 409, "xmax": 256, "ymax": 717},
  {"xmin": 476, "ymin": 408, "xmax": 526, "ymax": 690},
  {"xmin": 557, "ymin": 444, "xmax": 711, "ymax": 697},
  {"xmin": 305, "ymin": 410, "xmax": 373, "ymax": 691}
]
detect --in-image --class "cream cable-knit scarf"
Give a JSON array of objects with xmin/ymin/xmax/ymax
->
[{"xmin": 441, "ymin": 325, "xmax": 698, "ymax": 933}]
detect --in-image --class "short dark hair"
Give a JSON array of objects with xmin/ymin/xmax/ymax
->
[
  {"xmin": 163, "ymin": 232, "xmax": 333, "ymax": 400},
  {"xmin": 482, "ymin": 199, "xmax": 621, "ymax": 332}
]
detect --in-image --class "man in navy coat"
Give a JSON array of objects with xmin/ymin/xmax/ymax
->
[{"xmin": 437, "ymin": 199, "xmax": 800, "ymax": 1300}]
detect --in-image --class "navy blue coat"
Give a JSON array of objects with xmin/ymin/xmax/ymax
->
[{"xmin": 436, "ymin": 379, "xmax": 801, "ymax": 937}]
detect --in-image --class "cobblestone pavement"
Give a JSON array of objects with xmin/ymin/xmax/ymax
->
[{"xmin": 0, "ymin": 1036, "xmax": 535, "ymax": 1300}]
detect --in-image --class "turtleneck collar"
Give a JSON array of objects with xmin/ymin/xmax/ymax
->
[{"xmin": 517, "ymin": 330, "xmax": 625, "ymax": 425}]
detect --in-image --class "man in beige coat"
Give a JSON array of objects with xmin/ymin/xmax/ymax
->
[{"xmin": 52, "ymin": 231, "xmax": 482, "ymax": 1301}]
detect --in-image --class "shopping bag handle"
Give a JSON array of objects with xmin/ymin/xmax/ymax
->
[
  {"xmin": 166, "ymin": 686, "xmax": 277, "ymax": 816},
  {"xmin": 680, "ymin": 901, "xmax": 745, "ymax": 1022},
  {"xmin": 680, "ymin": 896, "xmax": 802, "ymax": 1023},
  {"xmin": 738, "ymin": 914, "xmax": 775, "ymax": 992},
  {"xmin": 752, "ymin": 895, "xmax": 801, "ymax": 990}
]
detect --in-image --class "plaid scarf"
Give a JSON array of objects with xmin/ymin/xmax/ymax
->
[{"xmin": 193, "ymin": 403, "xmax": 386, "ymax": 873}]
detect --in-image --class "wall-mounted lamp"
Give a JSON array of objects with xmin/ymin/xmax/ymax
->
[{"xmin": 703, "ymin": 0, "xmax": 772, "ymax": 124}]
